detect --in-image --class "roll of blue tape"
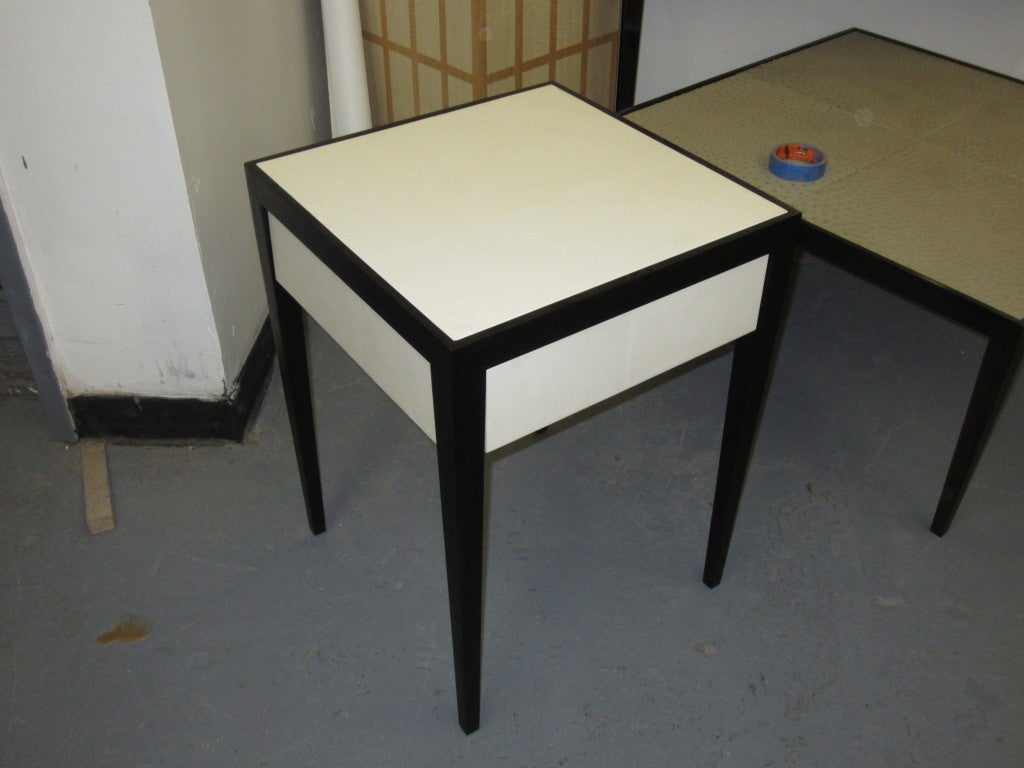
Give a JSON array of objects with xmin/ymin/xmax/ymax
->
[{"xmin": 769, "ymin": 143, "xmax": 827, "ymax": 182}]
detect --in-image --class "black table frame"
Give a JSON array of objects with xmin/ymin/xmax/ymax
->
[{"xmin": 247, "ymin": 88, "xmax": 800, "ymax": 733}]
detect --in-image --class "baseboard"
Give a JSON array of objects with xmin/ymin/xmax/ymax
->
[{"xmin": 68, "ymin": 319, "xmax": 276, "ymax": 442}]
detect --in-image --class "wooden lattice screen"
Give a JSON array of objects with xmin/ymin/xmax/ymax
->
[{"xmin": 360, "ymin": 0, "xmax": 622, "ymax": 125}]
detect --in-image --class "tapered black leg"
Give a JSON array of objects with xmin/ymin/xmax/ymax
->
[
  {"xmin": 249, "ymin": 201, "xmax": 326, "ymax": 534},
  {"xmin": 271, "ymin": 285, "xmax": 327, "ymax": 534},
  {"xmin": 615, "ymin": 0, "xmax": 645, "ymax": 111},
  {"xmin": 703, "ymin": 248, "xmax": 796, "ymax": 588},
  {"xmin": 431, "ymin": 357, "xmax": 487, "ymax": 735},
  {"xmin": 930, "ymin": 323, "xmax": 1023, "ymax": 536}
]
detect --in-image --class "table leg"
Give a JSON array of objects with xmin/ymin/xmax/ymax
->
[
  {"xmin": 249, "ymin": 199, "xmax": 325, "ymax": 536},
  {"xmin": 270, "ymin": 284, "xmax": 327, "ymax": 535},
  {"xmin": 931, "ymin": 323, "xmax": 1023, "ymax": 536},
  {"xmin": 615, "ymin": 0, "xmax": 645, "ymax": 111},
  {"xmin": 703, "ymin": 248, "xmax": 795, "ymax": 588},
  {"xmin": 432, "ymin": 358, "xmax": 487, "ymax": 734},
  {"xmin": 251, "ymin": 202, "xmax": 326, "ymax": 535}
]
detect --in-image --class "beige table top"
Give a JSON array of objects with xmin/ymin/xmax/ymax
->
[
  {"xmin": 628, "ymin": 30, "xmax": 1024, "ymax": 320},
  {"xmin": 258, "ymin": 85, "xmax": 785, "ymax": 342}
]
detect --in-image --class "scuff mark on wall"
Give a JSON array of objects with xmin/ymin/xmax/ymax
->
[{"xmin": 163, "ymin": 359, "xmax": 197, "ymax": 380}]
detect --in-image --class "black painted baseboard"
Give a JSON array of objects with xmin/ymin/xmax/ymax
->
[{"xmin": 68, "ymin": 319, "xmax": 276, "ymax": 442}]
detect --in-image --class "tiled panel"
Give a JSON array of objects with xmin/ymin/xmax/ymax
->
[
  {"xmin": 628, "ymin": 30, "xmax": 1024, "ymax": 319},
  {"xmin": 556, "ymin": 0, "xmax": 585, "ymax": 50},
  {"xmin": 586, "ymin": 38, "xmax": 615, "ymax": 106},
  {"xmin": 522, "ymin": 0, "xmax": 552, "ymax": 61},
  {"xmin": 751, "ymin": 32, "xmax": 999, "ymax": 139},
  {"xmin": 361, "ymin": 0, "xmax": 383, "ymax": 36},
  {"xmin": 628, "ymin": 74, "xmax": 915, "ymax": 195},
  {"xmin": 384, "ymin": 0, "xmax": 412, "ymax": 47},
  {"xmin": 413, "ymin": 0, "xmax": 441, "ymax": 60},
  {"xmin": 444, "ymin": 1, "xmax": 474, "ymax": 73},
  {"xmin": 390, "ymin": 52, "xmax": 416, "ymax": 121},
  {"xmin": 555, "ymin": 51, "xmax": 582, "ymax": 93},
  {"xmin": 448, "ymin": 74, "xmax": 474, "ymax": 107},
  {"xmin": 364, "ymin": 40, "xmax": 388, "ymax": 125},
  {"xmin": 805, "ymin": 144, "xmax": 1024, "ymax": 319},
  {"xmin": 522, "ymin": 63, "xmax": 551, "ymax": 88},
  {"xmin": 361, "ymin": 0, "xmax": 620, "ymax": 126},
  {"xmin": 485, "ymin": 0, "xmax": 516, "ymax": 73},
  {"xmin": 589, "ymin": 0, "xmax": 619, "ymax": 37},
  {"xmin": 418, "ymin": 62, "xmax": 444, "ymax": 115},
  {"xmin": 488, "ymin": 75, "xmax": 515, "ymax": 97},
  {"xmin": 924, "ymin": 75, "xmax": 1024, "ymax": 182}
]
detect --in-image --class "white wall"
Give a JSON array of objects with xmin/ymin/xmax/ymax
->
[
  {"xmin": 0, "ymin": 0, "xmax": 329, "ymax": 405},
  {"xmin": 636, "ymin": 0, "xmax": 1024, "ymax": 102},
  {"xmin": 149, "ymin": 0, "xmax": 330, "ymax": 386},
  {"xmin": 0, "ymin": 0, "xmax": 222, "ymax": 398}
]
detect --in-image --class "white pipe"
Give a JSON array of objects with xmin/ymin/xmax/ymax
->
[{"xmin": 321, "ymin": 0, "xmax": 372, "ymax": 136}]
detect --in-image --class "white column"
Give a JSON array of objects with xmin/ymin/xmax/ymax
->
[{"xmin": 321, "ymin": 0, "xmax": 373, "ymax": 136}]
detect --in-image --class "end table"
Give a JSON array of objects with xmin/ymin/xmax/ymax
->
[{"xmin": 247, "ymin": 84, "xmax": 798, "ymax": 732}]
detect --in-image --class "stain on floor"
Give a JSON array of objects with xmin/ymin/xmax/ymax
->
[{"xmin": 97, "ymin": 617, "xmax": 152, "ymax": 645}]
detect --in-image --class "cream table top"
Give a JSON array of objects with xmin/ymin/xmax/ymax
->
[{"xmin": 258, "ymin": 85, "xmax": 786, "ymax": 341}]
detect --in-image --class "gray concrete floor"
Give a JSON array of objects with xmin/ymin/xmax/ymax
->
[
  {"xmin": 0, "ymin": 281, "xmax": 37, "ymax": 397},
  {"xmin": 2, "ymin": 256, "xmax": 1023, "ymax": 767}
]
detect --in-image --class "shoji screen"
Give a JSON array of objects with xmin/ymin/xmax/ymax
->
[{"xmin": 360, "ymin": 0, "xmax": 622, "ymax": 124}]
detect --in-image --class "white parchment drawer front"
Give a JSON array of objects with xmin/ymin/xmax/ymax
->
[
  {"xmin": 485, "ymin": 256, "xmax": 768, "ymax": 451},
  {"xmin": 271, "ymin": 215, "xmax": 437, "ymax": 441},
  {"xmin": 273, "ymin": 209, "xmax": 767, "ymax": 454}
]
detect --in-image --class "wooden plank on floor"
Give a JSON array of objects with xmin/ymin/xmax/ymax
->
[{"xmin": 82, "ymin": 440, "xmax": 116, "ymax": 534}]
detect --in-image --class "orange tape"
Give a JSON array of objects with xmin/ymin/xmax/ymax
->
[
  {"xmin": 769, "ymin": 142, "xmax": 827, "ymax": 181},
  {"xmin": 774, "ymin": 144, "xmax": 822, "ymax": 164}
]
